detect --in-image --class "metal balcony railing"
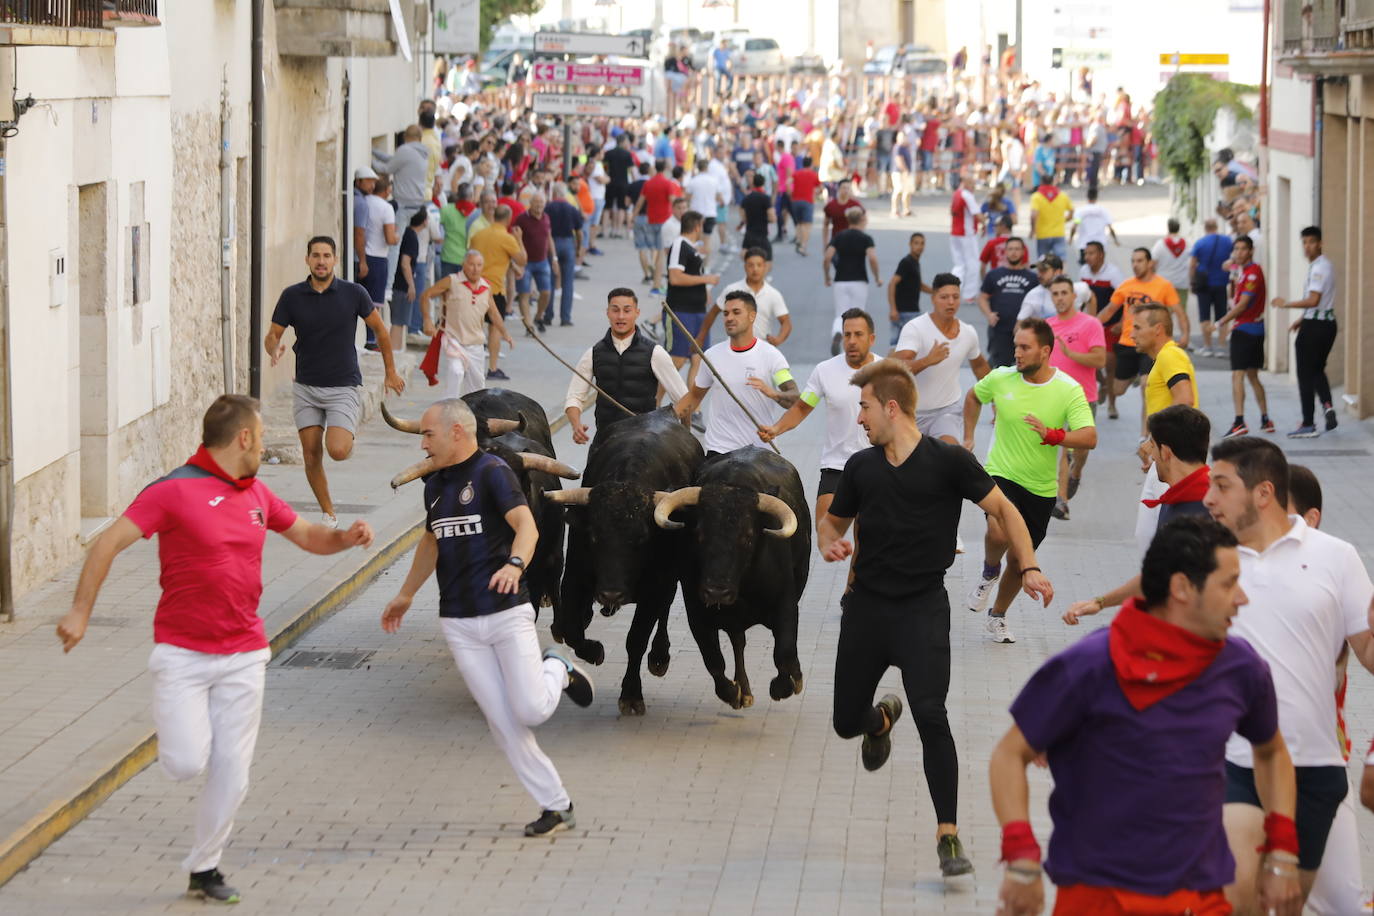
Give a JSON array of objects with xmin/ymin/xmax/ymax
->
[
  {"xmin": 102, "ymin": 0, "xmax": 159, "ymax": 27},
  {"xmin": 1281, "ymin": 0, "xmax": 1341, "ymax": 52},
  {"xmin": 0, "ymin": 1, "xmax": 103, "ymax": 29}
]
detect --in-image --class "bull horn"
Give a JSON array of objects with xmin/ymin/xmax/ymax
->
[
  {"xmin": 487, "ymin": 417, "xmax": 523, "ymax": 435},
  {"xmin": 653, "ymin": 487, "xmax": 701, "ymax": 530},
  {"xmin": 381, "ymin": 402, "xmax": 422, "ymax": 434},
  {"xmin": 391, "ymin": 456, "xmax": 437, "ymax": 489},
  {"xmin": 544, "ymin": 487, "xmax": 591, "ymax": 505},
  {"xmin": 518, "ymin": 453, "xmax": 581, "ymax": 480},
  {"xmin": 757, "ymin": 493, "xmax": 798, "ymax": 539}
]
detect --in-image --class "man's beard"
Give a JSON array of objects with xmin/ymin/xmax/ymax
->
[{"xmin": 1018, "ymin": 361, "xmax": 1042, "ymax": 377}]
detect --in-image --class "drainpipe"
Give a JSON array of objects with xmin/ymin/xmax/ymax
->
[
  {"xmin": 1313, "ymin": 76, "xmax": 1323, "ymax": 226},
  {"xmin": 249, "ymin": 0, "xmax": 265, "ymax": 398},
  {"xmin": 220, "ymin": 73, "xmax": 235, "ymax": 393},
  {"xmin": 341, "ymin": 67, "xmax": 351, "ymax": 274},
  {"xmin": 1260, "ymin": 0, "xmax": 1270, "ymax": 148},
  {"xmin": 0, "ymin": 136, "xmax": 12, "ymax": 623}
]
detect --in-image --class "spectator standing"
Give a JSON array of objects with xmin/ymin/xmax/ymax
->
[
  {"xmin": 712, "ymin": 39, "xmax": 734, "ymax": 95},
  {"xmin": 636, "ymin": 161, "xmax": 675, "ymax": 294},
  {"xmin": 391, "ymin": 209, "xmax": 429, "ymax": 351},
  {"xmin": 438, "ymin": 192, "xmax": 469, "ymax": 279},
  {"xmin": 665, "ymin": 210, "xmax": 721, "ymax": 382},
  {"xmin": 545, "ymin": 182, "xmax": 584, "ymax": 329},
  {"xmin": 888, "ymin": 232, "xmax": 932, "ymax": 346},
  {"xmin": 1190, "ymin": 219, "xmax": 1235, "ymax": 356},
  {"xmin": 686, "ymin": 158, "xmax": 723, "ymax": 258},
  {"xmin": 1273, "ymin": 226, "xmax": 1339, "ymax": 437},
  {"xmin": 584, "ymin": 147, "xmax": 609, "ymax": 255},
  {"xmin": 603, "ymin": 134, "xmax": 636, "ymax": 240},
  {"xmin": 469, "ymin": 205, "xmax": 528, "ymax": 378},
  {"xmin": 980, "ymin": 214, "xmax": 1015, "ymax": 279},
  {"xmin": 514, "ymin": 193, "xmax": 554, "ymax": 334},
  {"xmin": 774, "ymin": 140, "xmax": 797, "ymax": 241},
  {"xmin": 791, "ymin": 156, "xmax": 821, "ymax": 255},
  {"xmin": 360, "ymin": 175, "xmax": 398, "ymax": 351},
  {"xmin": 1152, "ymin": 218, "xmax": 1192, "ymax": 320}
]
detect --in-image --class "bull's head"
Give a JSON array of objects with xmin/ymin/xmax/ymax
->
[
  {"xmin": 546, "ymin": 483, "xmax": 676, "ymax": 610},
  {"xmin": 654, "ymin": 485, "xmax": 797, "ymax": 607},
  {"xmin": 381, "ymin": 403, "xmax": 522, "ymax": 438},
  {"xmin": 391, "ymin": 451, "xmax": 580, "ymax": 489}
]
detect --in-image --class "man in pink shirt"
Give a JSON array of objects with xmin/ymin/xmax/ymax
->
[
  {"xmin": 1045, "ymin": 275, "xmax": 1106, "ymax": 521},
  {"xmin": 949, "ymin": 175, "xmax": 981, "ymax": 304},
  {"xmin": 56, "ymin": 395, "xmax": 374, "ymax": 904}
]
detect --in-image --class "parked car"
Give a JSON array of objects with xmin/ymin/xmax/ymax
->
[
  {"xmin": 790, "ymin": 52, "xmax": 827, "ymax": 75},
  {"xmin": 735, "ymin": 37, "xmax": 785, "ymax": 75},
  {"xmin": 863, "ymin": 44, "xmax": 903, "ymax": 76},
  {"xmin": 690, "ymin": 33, "xmax": 716, "ymax": 70},
  {"xmin": 901, "ymin": 44, "xmax": 946, "ymax": 75}
]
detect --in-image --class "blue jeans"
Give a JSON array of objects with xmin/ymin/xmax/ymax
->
[
  {"xmin": 407, "ymin": 260, "xmax": 432, "ymax": 332},
  {"xmin": 439, "ymin": 259, "xmax": 462, "ymax": 278},
  {"xmin": 890, "ymin": 311, "xmax": 920, "ymax": 347},
  {"xmin": 516, "ymin": 257, "xmax": 553, "ymax": 295},
  {"xmin": 550, "ymin": 236, "xmax": 576, "ymax": 324},
  {"xmin": 1036, "ymin": 237, "xmax": 1067, "ymax": 259}
]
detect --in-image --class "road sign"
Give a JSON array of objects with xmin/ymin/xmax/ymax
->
[
  {"xmin": 529, "ymin": 62, "xmax": 645, "ymax": 87},
  {"xmin": 1160, "ymin": 52, "xmax": 1230, "ymax": 66},
  {"xmin": 1063, "ymin": 48, "xmax": 1113, "ymax": 67},
  {"xmin": 534, "ymin": 31, "xmax": 645, "ymax": 57},
  {"xmin": 532, "ymin": 93, "xmax": 643, "ymax": 118}
]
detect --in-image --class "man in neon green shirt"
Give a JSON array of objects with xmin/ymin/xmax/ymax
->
[
  {"xmin": 438, "ymin": 198, "xmax": 468, "ymax": 279},
  {"xmin": 961, "ymin": 317, "xmax": 1097, "ymax": 643}
]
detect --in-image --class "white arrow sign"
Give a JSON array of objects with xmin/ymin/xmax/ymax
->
[
  {"xmin": 530, "ymin": 62, "xmax": 645, "ymax": 87},
  {"xmin": 534, "ymin": 31, "xmax": 645, "ymax": 57},
  {"xmin": 532, "ymin": 93, "xmax": 643, "ymax": 117}
]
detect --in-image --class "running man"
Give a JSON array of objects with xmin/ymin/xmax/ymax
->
[
  {"xmin": 421, "ymin": 250, "xmax": 514, "ymax": 398},
  {"xmin": 1216, "ymin": 234, "xmax": 1272, "ymax": 436},
  {"xmin": 887, "ymin": 232, "xmax": 932, "ymax": 347},
  {"xmin": 893, "ymin": 273, "xmax": 991, "ymax": 444},
  {"xmin": 823, "ymin": 207, "xmax": 880, "ymax": 355},
  {"xmin": 978, "ymin": 237, "xmax": 1037, "ymax": 368},
  {"xmin": 381, "ymin": 398, "xmax": 594, "ymax": 838},
  {"xmin": 990, "ymin": 514, "xmax": 1301, "ymax": 916},
  {"xmin": 265, "ymin": 235, "xmax": 404, "ymax": 526},
  {"xmin": 664, "ymin": 210, "xmax": 721, "ymax": 383},
  {"xmin": 1096, "ymin": 246, "xmax": 1188, "ymax": 424},
  {"xmin": 759, "ymin": 307, "xmax": 878, "ymax": 531},
  {"xmin": 949, "ymin": 175, "xmax": 982, "ymax": 303},
  {"xmin": 819, "ymin": 358, "xmax": 1052, "ymax": 878},
  {"xmin": 701, "ymin": 247, "xmax": 792, "ymax": 347},
  {"xmin": 1077, "ymin": 240, "xmax": 1125, "ymax": 414},
  {"xmin": 1044, "ymin": 275, "xmax": 1106, "ymax": 520},
  {"xmin": 963, "ymin": 318, "xmax": 1097, "ymax": 643},
  {"xmin": 56, "ymin": 395, "xmax": 376, "ymax": 904}
]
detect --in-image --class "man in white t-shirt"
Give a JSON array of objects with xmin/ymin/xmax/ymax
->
[
  {"xmin": 701, "ymin": 248, "xmax": 792, "ymax": 347},
  {"xmin": 1151, "ymin": 218, "xmax": 1191, "ymax": 312},
  {"xmin": 1204, "ymin": 437, "xmax": 1374, "ymax": 911},
  {"xmin": 686, "ymin": 159, "xmax": 723, "ymax": 258},
  {"xmin": 1068, "ymin": 187, "xmax": 1117, "ymax": 265},
  {"xmin": 759, "ymin": 307, "xmax": 877, "ymax": 529},
  {"xmin": 893, "ymin": 273, "xmax": 991, "ymax": 443},
  {"xmin": 1016, "ymin": 255, "xmax": 1061, "ymax": 321},
  {"xmin": 660, "ymin": 196, "xmax": 688, "ymax": 255},
  {"xmin": 674, "ymin": 290, "xmax": 797, "ymax": 457},
  {"xmin": 1272, "ymin": 225, "xmax": 1339, "ymax": 437}
]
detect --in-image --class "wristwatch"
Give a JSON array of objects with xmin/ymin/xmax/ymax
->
[{"xmin": 506, "ymin": 556, "xmax": 525, "ymax": 570}]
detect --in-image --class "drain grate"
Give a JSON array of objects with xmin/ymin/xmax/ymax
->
[
  {"xmin": 1285, "ymin": 448, "xmax": 1370, "ymax": 458},
  {"xmin": 290, "ymin": 503, "xmax": 377, "ymax": 514},
  {"xmin": 278, "ymin": 649, "xmax": 375, "ymax": 669}
]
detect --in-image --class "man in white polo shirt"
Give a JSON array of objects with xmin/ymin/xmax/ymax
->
[
  {"xmin": 892, "ymin": 273, "xmax": 991, "ymax": 444},
  {"xmin": 759, "ymin": 307, "xmax": 876, "ymax": 531},
  {"xmin": 1203, "ymin": 436, "xmax": 1374, "ymax": 912},
  {"xmin": 674, "ymin": 289, "xmax": 797, "ymax": 458}
]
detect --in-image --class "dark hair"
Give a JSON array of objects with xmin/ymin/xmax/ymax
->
[
  {"xmin": 850, "ymin": 358, "xmax": 917, "ymax": 416},
  {"xmin": 306, "ymin": 235, "xmax": 336, "ymax": 254},
  {"xmin": 607, "ymin": 287, "xmax": 638, "ymax": 304},
  {"xmin": 1085, "ymin": 240, "xmax": 1105, "ymax": 254},
  {"xmin": 419, "ymin": 110, "xmax": 436, "ymax": 130},
  {"xmin": 931, "ymin": 272, "xmax": 960, "ymax": 292},
  {"xmin": 1133, "ymin": 302, "xmax": 1173, "ymax": 335},
  {"xmin": 1016, "ymin": 317, "xmax": 1054, "ymax": 349},
  {"xmin": 681, "ymin": 210, "xmax": 704, "ymax": 233},
  {"xmin": 909, "ymin": 232, "xmax": 925, "ymax": 242},
  {"xmin": 654, "ymin": 158, "xmax": 668, "ymax": 173},
  {"xmin": 840, "ymin": 307, "xmax": 874, "ymax": 333},
  {"xmin": 202, "ymin": 394, "xmax": 261, "ymax": 448},
  {"xmin": 1147, "ymin": 405, "xmax": 1210, "ymax": 465},
  {"xmin": 1087, "ymin": 187, "xmax": 1098, "ymax": 202},
  {"xmin": 1049, "ymin": 275, "xmax": 1075, "ymax": 292},
  {"xmin": 1288, "ymin": 464, "xmax": 1322, "ymax": 515},
  {"xmin": 752, "ymin": 174, "xmax": 765, "ymax": 188},
  {"xmin": 1140, "ymin": 515, "xmax": 1239, "ymax": 609},
  {"xmin": 1167, "ymin": 218, "xmax": 1180, "ymax": 234},
  {"xmin": 1133, "ymin": 246, "xmax": 1152, "ymax": 261},
  {"xmin": 998, "ymin": 215, "xmax": 1013, "ymax": 230},
  {"xmin": 500, "ymin": 180, "xmax": 515, "ymax": 196},
  {"xmin": 637, "ymin": 161, "xmax": 651, "ymax": 176},
  {"xmin": 1301, "ymin": 225, "xmax": 1322, "ymax": 242},
  {"xmin": 743, "ymin": 247, "xmax": 769, "ymax": 262},
  {"xmin": 1005, "ymin": 235, "xmax": 1026, "ymax": 248},
  {"xmin": 800, "ymin": 156, "xmax": 813, "ymax": 169},
  {"xmin": 1234, "ymin": 234, "xmax": 1254, "ymax": 251},
  {"xmin": 1210, "ymin": 436, "xmax": 1289, "ymax": 507},
  {"xmin": 723, "ymin": 289, "xmax": 758, "ymax": 312},
  {"xmin": 408, "ymin": 208, "xmax": 429, "ymax": 227}
]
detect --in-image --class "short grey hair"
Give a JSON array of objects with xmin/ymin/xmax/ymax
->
[
  {"xmin": 434, "ymin": 398, "xmax": 477, "ymax": 437},
  {"xmin": 463, "ymin": 249, "xmax": 484, "ymax": 264},
  {"xmin": 550, "ymin": 181, "xmax": 568, "ymax": 198}
]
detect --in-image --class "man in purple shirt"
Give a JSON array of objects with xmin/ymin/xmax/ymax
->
[
  {"xmin": 514, "ymin": 193, "xmax": 554, "ymax": 334},
  {"xmin": 988, "ymin": 514, "xmax": 1302, "ymax": 916}
]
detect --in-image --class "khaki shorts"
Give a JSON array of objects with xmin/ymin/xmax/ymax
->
[{"xmin": 293, "ymin": 383, "xmax": 362, "ymax": 433}]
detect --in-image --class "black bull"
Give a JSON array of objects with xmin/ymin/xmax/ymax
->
[
  {"xmin": 545, "ymin": 408, "xmax": 704, "ymax": 716},
  {"xmin": 656, "ymin": 447, "xmax": 809, "ymax": 710}
]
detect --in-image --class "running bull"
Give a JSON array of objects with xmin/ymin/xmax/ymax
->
[
  {"xmin": 655, "ymin": 447, "xmax": 808, "ymax": 710},
  {"xmin": 544, "ymin": 407, "xmax": 704, "ymax": 716}
]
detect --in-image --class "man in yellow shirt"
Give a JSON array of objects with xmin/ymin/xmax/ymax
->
[
  {"xmin": 468, "ymin": 205, "xmax": 527, "ymax": 380},
  {"xmin": 1029, "ymin": 181, "xmax": 1073, "ymax": 261}
]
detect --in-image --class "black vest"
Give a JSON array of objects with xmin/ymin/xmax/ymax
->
[{"xmin": 591, "ymin": 330, "xmax": 658, "ymax": 428}]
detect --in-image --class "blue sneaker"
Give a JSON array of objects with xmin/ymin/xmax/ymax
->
[{"xmin": 1287, "ymin": 425, "xmax": 1319, "ymax": 439}]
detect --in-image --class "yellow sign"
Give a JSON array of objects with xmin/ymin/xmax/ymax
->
[{"xmin": 1160, "ymin": 52, "xmax": 1230, "ymax": 65}]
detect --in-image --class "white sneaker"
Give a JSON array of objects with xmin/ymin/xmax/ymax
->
[
  {"xmin": 321, "ymin": 513, "xmax": 339, "ymax": 529},
  {"xmin": 966, "ymin": 574, "xmax": 998, "ymax": 613},
  {"xmin": 987, "ymin": 616, "xmax": 1016, "ymax": 643}
]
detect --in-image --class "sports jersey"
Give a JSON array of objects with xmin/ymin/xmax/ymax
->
[
  {"xmin": 973, "ymin": 367, "xmax": 1096, "ymax": 497},
  {"xmin": 666, "ymin": 237, "xmax": 707, "ymax": 313},
  {"xmin": 980, "ymin": 235, "xmax": 1010, "ymax": 271},
  {"xmin": 1079, "ymin": 261, "xmax": 1125, "ymax": 317},
  {"xmin": 1030, "ymin": 187, "xmax": 1072, "ymax": 239},
  {"xmin": 695, "ymin": 338, "xmax": 792, "ymax": 454},
  {"xmin": 895, "ymin": 313, "xmax": 982, "ymax": 410},
  {"xmin": 123, "ymin": 461, "xmax": 297, "ymax": 654},
  {"xmin": 1232, "ymin": 263, "xmax": 1267, "ymax": 332},
  {"xmin": 801, "ymin": 353, "xmax": 875, "ymax": 470},
  {"xmin": 1303, "ymin": 254, "xmax": 1336, "ymax": 321},
  {"xmin": 1144, "ymin": 340, "xmax": 1199, "ymax": 416},
  {"xmin": 950, "ymin": 188, "xmax": 978, "ymax": 237},
  {"xmin": 1109, "ymin": 275, "xmax": 1179, "ymax": 347}
]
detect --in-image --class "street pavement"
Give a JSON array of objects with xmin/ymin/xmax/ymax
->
[{"xmin": 5, "ymin": 183, "xmax": 1374, "ymax": 913}]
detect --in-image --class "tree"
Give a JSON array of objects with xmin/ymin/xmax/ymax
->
[
  {"xmin": 1152, "ymin": 74, "xmax": 1253, "ymax": 220},
  {"xmin": 480, "ymin": 0, "xmax": 543, "ymax": 50}
]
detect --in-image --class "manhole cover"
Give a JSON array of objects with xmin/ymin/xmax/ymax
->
[
  {"xmin": 278, "ymin": 649, "xmax": 375, "ymax": 669},
  {"xmin": 1285, "ymin": 449, "xmax": 1369, "ymax": 457}
]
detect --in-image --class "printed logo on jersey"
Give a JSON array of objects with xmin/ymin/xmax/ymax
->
[
  {"xmin": 208, "ymin": 496, "xmax": 225, "ymax": 507},
  {"xmin": 459, "ymin": 482, "xmax": 475, "ymax": 506},
  {"xmin": 432, "ymin": 514, "xmax": 483, "ymax": 538},
  {"xmin": 248, "ymin": 508, "xmax": 266, "ymax": 528}
]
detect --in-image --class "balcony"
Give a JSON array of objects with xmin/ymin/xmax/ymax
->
[
  {"xmin": 0, "ymin": 1, "xmax": 159, "ymax": 47},
  {"xmin": 1280, "ymin": 0, "xmax": 1374, "ymax": 74},
  {"xmin": 102, "ymin": 1, "xmax": 159, "ymax": 28},
  {"xmin": 275, "ymin": 0, "xmax": 424, "ymax": 58}
]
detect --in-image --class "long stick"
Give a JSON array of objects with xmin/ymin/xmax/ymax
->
[
  {"xmin": 661, "ymin": 301, "xmax": 782, "ymax": 456},
  {"xmin": 515, "ymin": 315, "xmax": 636, "ymax": 417}
]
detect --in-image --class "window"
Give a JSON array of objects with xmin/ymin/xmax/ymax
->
[{"xmin": 745, "ymin": 39, "xmax": 778, "ymax": 51}]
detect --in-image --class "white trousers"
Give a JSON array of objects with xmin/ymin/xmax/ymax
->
[
  {"xmin": 1134, "ymin": 466, "xmax": 1168, "ymax": 559},
  {"xmin": 441, "ymin": 604, "xmax": 571, "ymax": 811},
  {"xmin": 148, "ymin": 643, "xmax": 270, "ymax": 873},
  {"xmin": 1308, "ymin": 789, "xmax": 1363, "ymax": 915},
  {"xmin": 440, "ymin": 341, "xmax": 487, "ymax": 398},
  {"xmin": 831, "ymin": 281, "xmax": 870, "ymax": 335},
  {"xmin": 950, "ymin": 234, "xmax": 979, "ymax": 302}
]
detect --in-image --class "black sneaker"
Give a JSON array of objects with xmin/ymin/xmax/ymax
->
[
  {"xmin": 1051, "ymin": 498, "xmax": 1069, "ymax": 521},
  {"xmin": 486, "ymin": 368, "xmax": 510, "ymax": 381},
  {"xmin": 524, "ymin": 804, "xmax": 576, "ymax": 837},
  {"xmin": 1066, "ymin": 476, "xmax": 1081, "ymax": 500},
  {"xmin": 187, "ymin": 868, "xmax": 240, "ymax": 904},
  {"xmin": 937, "ymin": 834, "xmax": 974, "ymax": 877},
  {"xmin": 861, "ymin": 694, "xmax": 903, "ymax": 771},
  {"xmin": 1326, "ymin": 407, "xmax": 1339, "ymax": 431},
  {"xmin": 544, "ymin": 647, "xmax": 594, "ymax": 707}
]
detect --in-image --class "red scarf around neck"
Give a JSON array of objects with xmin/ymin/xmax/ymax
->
[
  {"xmin": 1142, "ymin": 465, "xmax": 1210, "ymax": 508},
  {"xmin": 1109, "ymin": 599, "xmax": 1224, "ymax": 710},
  {"xmin": 187, "ymin": 444, "xmax": 256, "ymax": 491},
  {"xmin": 1036, "ymin": 183, "xmax": 1060, "ymax": 202}
]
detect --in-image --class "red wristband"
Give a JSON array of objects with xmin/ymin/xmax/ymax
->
[
  {"xmin": 1000, "ymin": 820, "xmax": 1042, "ymax": 864},
  {"xmin": 1257, "ymin": 812, "xmax": 1299, "ymax": 856},
  {"xmin": 1040, "ymin": 428, "xmax": 1066, "ymax": 447}
]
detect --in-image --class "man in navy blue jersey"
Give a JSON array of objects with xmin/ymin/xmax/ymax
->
[{"xmin": 381, "ymin": 398, "xmax": 593, "ymax": 837}]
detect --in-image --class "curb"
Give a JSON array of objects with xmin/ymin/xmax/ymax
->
[{"xmin": 0, "ymin": 516, "xmax": 424, "ymax": 889}]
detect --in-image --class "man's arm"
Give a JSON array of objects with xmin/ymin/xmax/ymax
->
[
  {"xmin": 563, "ymin": 347, "xmax": 596, "ymax": 443},
  {"xmin": 867, "ymin": 250, "xmax": 881, "ymax": 286},
  {"xmin": 1055, "ymin": 339, "xmax": 1106, "ymax": 369},
  {"xmin": 1097, "ymin": 297, "xmax": 1123, "ymax": 325},
  {"xmin": 759, "ymin": 400, "xmax": 814, "ymax": 442},
  {"xmin": 1272, "ymin": 291, "xmax": 1320, "ymax": 310},
  {"xmin": 989, "ymin": 724, "xmax": 1046, "ymax": 916},
  {"xmin": 56, "ymin": 517, "xmax": 145, "ymax": 652},
  {"xmin": 650, "ymin": 345, "xmax": 690, "ymax": 402},
  {"xmin": 817, "ymin": 512, "xmax": 855, "ymax": 562},
  {"xmin": 822, "ymin": 245, "xmax": 836, "ymax": 285},
  {"xmin": 887, "ymin": 274, "xmax": 901, "ymax": 320},
  {"xmin": 698, "ymin": 303, "xmax": 723, "ymax": 341},
  {"xmin": 264, "ymin": 321, "xmax": 289, "ymax": 367},
  {"xmin": 768, "ymin": 313, "xmax": 792, "ymax": 346},
  {"xmin": 1217, "ymin": 292, "xmax": 1253, "ymax": 327},
  {"xmin": 490, "ymin": 505, "xmax": 539, "ymax": 595},
  {"xmin": 1169, "ymin": 302, "xmax": 1190, "ymax": 344},
  {"xmin": 1107, "ymin": 224, "xmax": 1119, "ymax": 245},
  {"xmin": 961, "ymin": 387, "xmax": 984, "ymax": 449},
  {"xmin": 977, "ymin": 485, "xmax": 1053, "ymax": 605},
  {"xmin": 278, "ymin": 516, "xmax": 375, "ymax": 555},
  {"xmin": 674, "ymin": 383, "xmax": 709, "ymax": 421},
  {"xmin": 978, "ymin": 291, "xmax": 999, "ymax": 326},
  {"xmin": 362, "ymin": 309, "xmax": 406, "ymax": 395},
  {"xmin": 747, "ymin": 376, "xmax": 799, "ymax": 409},
  {"xmin": 1345, "ymin": 629, "xmax": 1374, "ymax": 675},
  {"xmin": 354, "ymin": 227, "xmax": 368, "ymax": 275},
  {"xmin": 1169, "ymin": 375, "xmax": 1194, "ymax": 407},
  {"xmin": 382, "ymin": 531, "xmax": 439, "ymax": 632},
  {"xmin": 1249, "ymin": 731, "xmax": 1303, "ymax": 914},
  {"xmin": 509, "ymin": 232, "xmax": 529, "ymax": 267},
  {"xmin": 969, "ymin": 355, "xmax": 993, "ymax": 380},
  {"xmin": 1063, "ymin": 574, "xmax": 1143, "ymax": 624},
  {"xmin": 383, "ymin": 221, "xmax": 399, "ymax": 246}
]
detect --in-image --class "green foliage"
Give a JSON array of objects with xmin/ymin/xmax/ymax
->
[
  {"xmin": 480, "ymin": 0, "xmax": 543, "ymax": 51},
  {"xmin": 1152, "ymin": 74, "xmax": 1254, "ymax": 220}
]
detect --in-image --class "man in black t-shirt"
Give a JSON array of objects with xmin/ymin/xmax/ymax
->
[
  {"xmin": 977, "ymin": 236, "xmax": 1037, "ymax": 367},
  {"xmin": 887, "ymin": 232, "xmax": 933, "ymax": 346},
  {"xmin": 824, "ymin": 208, "xmax": 879, "ymax": 355},
  {"xmin": 264, "ymin": 236, "xmax": 403, "ymax": 526},
  {"xmin": 665, "ymin": 210, "xmax": 721, "ymax": 377},
  {"xmin": 738, "ymin": 173, "xmax": 776, "ymax": 261},
  {"xmin": 604, "ymin": 134, "xmax": 636, "ymax": 238},
  {"xmin": 382, "ymin": 397, "xmax": 593, "ymax": 838},
  {"xmin": 818, "ymin": 359, "xmax": 1052, "ymax": 879}
]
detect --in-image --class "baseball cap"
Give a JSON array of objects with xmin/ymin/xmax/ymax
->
[
  {"xmin": 1036, "ymin": 254, "xmax": 1063, "ymax": 271},
  {"xmin": 353, "ymin": 166, "xmax": 379, "ymax": 181}
]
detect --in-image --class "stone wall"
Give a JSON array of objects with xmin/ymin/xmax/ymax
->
[{"xmin": 12, "ymin": 454, "xmax": 80, "ymax": 596}]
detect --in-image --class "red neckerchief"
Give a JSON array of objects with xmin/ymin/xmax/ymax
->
[
  {"xmin": 461, "ymin": 278, "xmax": 488, "ymax": 295},
  {"xmin": 1036, "ymin": 183, "xmax": 1060, "ymax": 202},
  {"xmin": 1164, "ymin": 236, "xmax": 1187, "ymax": 258},
  {"xmin": 1142, "ymin": 466, "xmax": 1210, "ymax": 508},
  {"xmin": 1109, "ymin": 599, "xmax": 1224, "ymax": 711},
  {"xmin": 731, "ymin": 338, "xmax": 758, "ymax": 353},
  {"xmin": 187, "ymin": 445, "xmax": 256, "ymax": 491}
]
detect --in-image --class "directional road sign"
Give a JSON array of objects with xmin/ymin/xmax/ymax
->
[
  {"xmin": 1160, "ymin": 52, "xmax": 1230, "ymax": 66},
  {"xmin": 532, "ymin": 93, "xmax": 643, "ymax": 118},
  {"xmin": 534, "ymin": 31, "xmax": 645, "ymax": 57},
  {"xmin": 529, "ymin": 62, "xmax": 645, "ymax": 87}
]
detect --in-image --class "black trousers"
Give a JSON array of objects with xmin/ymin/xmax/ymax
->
[
  {"xmin": 1295, "ymin": 319, "xmax": 1337, "ymax": 426},
  {"xmin": 833, "ymin": 586, "xmax": 958, "ymax": 824}
]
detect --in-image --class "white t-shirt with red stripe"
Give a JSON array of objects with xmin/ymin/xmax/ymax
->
[{"xmin": 950, "ymin": 189, "xmax": 978, "ymax": 237}]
